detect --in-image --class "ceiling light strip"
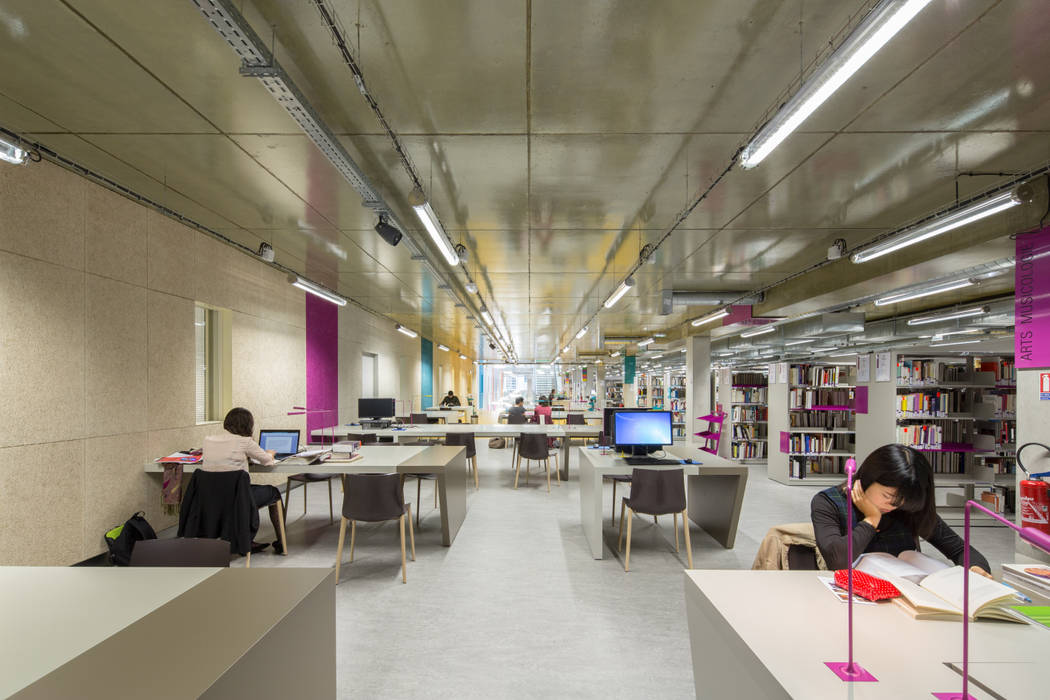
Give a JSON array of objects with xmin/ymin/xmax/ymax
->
[
  {"xmin": 289, "ymin": 275, "xmax": 347, "ymax": 306},
  {"xmin": 874, "ymin": 278, "xmax": 975, "ymax": 306},
  {"xmin": 906, "ymin": 306, "xmax": 988, "ymax": 326},
  {"xmin": 691, "ymin": 308, "xmax": 730, "ymax": 327},
  {"xmin": 604, "ymin": 277, "xmax": 635, "ymax": 309},
  {"xmin": 740, "ymin": 325, "xmax": 777, "ymax": 338}
]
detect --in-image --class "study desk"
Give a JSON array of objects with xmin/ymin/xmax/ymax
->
[
  {"xmin": 577, "ymin": 446, "xmax": 748, "ymax": 559},
  {"xmin": 313, "ymin": 423, "xmax": 601, "ymax": 480},
  {"xmin": 684, "ymin": 570, "xmax": 1045, "ymax": 699},
  {"xmin": 3, "ymin": 567, "xmax": 334, "ymax": 699},
  {"xmin": 498, "ymin": 409, "xmax": 603, "ymax": 422},
  {"xmin": 145, "ymin": 445, "xmax": 469, "ymax": 546}
]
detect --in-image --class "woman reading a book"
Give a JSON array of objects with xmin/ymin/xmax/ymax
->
[{"xmin": 811, "ymin": 444, "xmax": 991, "ymax": 577}]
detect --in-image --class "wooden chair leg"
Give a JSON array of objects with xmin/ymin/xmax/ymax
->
[
  {"xmin": 303, "ymin": 479, "xmax": 308, "ymax": 515},
  {"xmin": 682, "ymin": 508, "xmax": 693, "ymax": 569},
  {"xmin": 335, "ymin": 517, "xmax": 347, "ymax": 582},
  {"xmin": 554, "ymin": 455, "xmax": 561, "ymax": 485},
  {"xmin": 349, "ymin": 520, "xmax": 357, "ymax": 563},
  {"xmin": 545, "ymin": 458, "xmax": 551, "ymax": 493},
  {"xmin": 433, "ymin": 480, "xmax": 438, "ymax": 508},
  {"xmin": 407, "ymin": 504, "xmax": 416, "ymax": 561},
  {"xmin": 611, "ymin": 481, "xmax": 617, "ymax": 524},
  {"xmin": 283, "ymin": 480, "xmax": 291, "ymax": 519},
  {"xmin": 618, "ymin": 500, "xmax": 626, "ymax": 552},
  {"xmin": 526, "ymin": 458, "xmax": 530, "ymax": 485},
  {"xmin": 514, "ymin": 454, "xmax": 521, "ymax": 489},
  {"xmin": 245, "ymin": 549, "xmax": 251, "ymax": 568},
  {"xmin": 416, "ymin": 478, "xmax": 422, "ymax": 528},
  {"xmin": 276, "ymin": 499, "xmax": 288, "ymax": 556},
  {"xmin": 624, "ymin": 507, "xmax": 634, "ymax": 572},
  {"xmin": 399, "ymin": 514, "xmax": 407, "ymax": 584},
  {"xmin": 472, "ymin": 456, "xmax": 479, "ymax": 490},
  {"xmin": 674, "ymin": 512, "xmax": 679, "ymax": 552},
  {"xmin": 327, "ymin": 478, "xmax": 334, "ymax": 524}
]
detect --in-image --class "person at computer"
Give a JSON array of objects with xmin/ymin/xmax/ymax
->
[
  {"xmin": 810, "ymin": 444, "xmax": 991, "ymax": 577},
  {"xmin": 507, "ymin": 396, "xmax": 527, "ymax": 421},
  {"xmin": 201, "ymin": 407, "xmax": 286, "ymax": 554},
  {"xmin": 440, "ymin": 390, "xmax": 461, "ymax": 408}
]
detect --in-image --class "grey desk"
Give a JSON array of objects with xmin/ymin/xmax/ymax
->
[
  {"xmin": 685, "ymin": 570, "xmax": 1045, "ymax": 699},
  {"xmin": 4, "ymin": 567, "xmax": 334, "ymax": 699},
  {"xmin": 146, "ymin": 445, "xmax": 469, "ymax": 546},
  {"xmin": 577, "ymin": 446, "xmax": 748, "ymax": 559},
  {"xmin": 313, "ymin": 423, "xmax": 601, "ymax": 480}
]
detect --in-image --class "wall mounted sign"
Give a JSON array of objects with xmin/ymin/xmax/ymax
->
[
  {"xmin": 1041, "ymin": 372, "xmax": 1050, "ymax": 401},
  {"xmin": 1016, "ymin": 226, "xmax": 1050, "ymax": 369}
]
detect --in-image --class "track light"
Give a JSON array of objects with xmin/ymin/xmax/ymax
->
[
  {"xmin": 740, "ymin": 0, "xmax": 932, "ymax": 168},
  {"xmin": 466, "ymin": 281, "xmax": 478, "ymax": 294},
  {"xmin": 874, "ymin": 278, "xmax": 973, "ymax": 306},
  {"xmin": 853, "ymin": 189, "xmax": 1022, "ymax": 263},
  {"xmin": 459, "ymin": 353, "xmax": 468, "ymax": 360},
  {"xmin": 396, "ymin": 324, "xmax": 418, "ymax": 338},
  {"xmin": 575, "ymin": 326, "xmax": 589, "ymax": 339},
  {"xmin": 0, "ymin": 136, "xmax": 28, "ymax": 165},
  {"xmin": 637, "ymin": 337, "xmax": 655, "ymax": 347},
  {"xmin": 907, "ymin": 306, "xmax": 988, "ymax": 326},
  {"xmin": 287, "ymin": 274, "xmax": 347, "ymax": 306},
  {"xmin": 409, "ymin": 190, "xmax": 459, "ymax": 265},
  {"xmin": 603, "ymin": 277, "xmax": 635, "ymax": 308},
  {"xmin": 691, "ymin": 308, "xmax": 729, "ymax": 327},
  {"xmin": 374, "ymin": 215, "xmax": 402, "ymax": 247},
  {"xmin": 437, "ymin": 344, "xmax": 450, "ymax": 351},
  {"xmin": 740, "ymin": 325, "xmax": 776, "ymax": 338}
]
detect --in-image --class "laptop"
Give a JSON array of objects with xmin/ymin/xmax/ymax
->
[{"xmin": 258, "ymin": 429, "xmax": 301, "ymax": 459}]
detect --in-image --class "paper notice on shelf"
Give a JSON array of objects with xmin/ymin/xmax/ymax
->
[
  {"xmin": 875, "ymin": 352, "xmax": 891, "ymax": 382},
  {"xmin": 818, "ymin": 576, "xmax": 877, "ymax": 605},
  {"xmin": 777, "ymin": 362, "xmax": 788, "ymax": 385},
  {"xmin": 857, "ymin": 354, "xmax": 871, "ymax": 383}
]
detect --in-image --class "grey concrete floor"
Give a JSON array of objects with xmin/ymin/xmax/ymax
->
[{"xmin": 240, "ymin": 443, "xmax": 1017, "ymax": 699}]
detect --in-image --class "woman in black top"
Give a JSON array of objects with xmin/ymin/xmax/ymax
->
[{"xmin": 810, "ymin": 444, "xmax": 991, "ymax": 576}]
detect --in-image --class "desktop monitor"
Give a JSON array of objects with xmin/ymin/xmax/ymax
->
[
  {"xmin": 258, "ymin": 429, "xmax": 300, "ymax": 458},
  {"xmin": 603, "ymin": 407, "xmax": 649, "ymax": 444},
  {"xmin": 614, "ymin": 411, "xmax": 672, "ymax": 456},
  {"xmin": 358, "ymin": 397, "xmax": 396, "ymax": 420}
]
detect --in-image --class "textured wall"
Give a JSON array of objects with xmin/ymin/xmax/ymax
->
[{"xmin": 0, "ymin": 159, "xmax": 309, "ymax": 564}]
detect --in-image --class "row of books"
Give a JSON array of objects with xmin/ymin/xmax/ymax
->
[
  {"xmin": 731, "ymin": 442, "xmax": 767, "ymax": 460},
  {"xmin": 897, "ymin": 391, "xmax": 975, "ymax": 416},
  {"xmin": 732, "ymin": 388, "xmax": 767, "ymax": 403},
  {"xmin": 788, "ymin": 412, "xmax": 853, "ymax": 429},
  {"xmin": 732, "ymin": 372, "xmax": 767, "ymax": 386},
  {"xmin": 668, "ymin": 399, "xmax": 686, "ymax": 412},
  {"xmin": 789, "ymin": 457, "xmax": 843, "ymax": 479},
  {"xmin": 979, "ymin": 359, "xmax": 1015, "ymax": 385},
  {"xmin": 732, "ymin": 424, "xmax": 767, "ymax": 440},
  {"xmin": 785, "ymin": 434, "xmax": 853, "ymax": 454},
  {"xmin": 992, "ymin": 421, "xmax": 1016, "ymax": 445},
  {"xmin": 925, "ymin": 452, "xmax": 965, "ymax": 474},
  {"xmin": 985, "ymin": 392, "xmax": 1016, "ymax": 416},
  {"xmin": 788, "ymin": 388, "xmax": 853, "ymax": 410},
  {"xmin": 896, "ymin": 423, "xmax": 967, "ymax": 450},
  {"xmin": 980, "ymin": 455, "xmax": 1016, "ymax": 475},
  {"xmin": 668, "ymin": 388, "xmax": 686, "ymax": 398},
  {"xmin": 732, "ymin": 405, "xmax": 768, "ymax": 422},
  {"xmin": 789, "ymin": 364, "xmax": 853, "ymax": 387}
]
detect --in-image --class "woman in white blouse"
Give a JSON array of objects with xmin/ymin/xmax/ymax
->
[{"xmin": 201, "ymin": 407, "xmax": 284, "ymax": 553}]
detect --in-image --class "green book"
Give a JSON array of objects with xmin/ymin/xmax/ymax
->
[{"xmin": 1007, "ymin": 605, "xmax": 1050, "ymax": 630}]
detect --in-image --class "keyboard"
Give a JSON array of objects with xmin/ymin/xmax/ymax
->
[{"xmin": 623, "ymin": 457, "xmax": 682, "ymax": 465}]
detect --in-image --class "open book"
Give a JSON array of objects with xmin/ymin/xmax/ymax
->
[{"xmin": 855, "ymin": 551, "xmax": 1023, "ymax": 622}]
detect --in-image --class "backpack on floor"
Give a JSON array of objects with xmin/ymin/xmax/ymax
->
[
  {"xmin": 105, "ymin": 511, "xmax": 157, "ymax": 566},
  {"xmin": 488, "ymin": 437, "xmax": 506, "ymax": 449}
]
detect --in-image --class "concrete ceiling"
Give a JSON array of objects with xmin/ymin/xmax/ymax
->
[{"xmin": 1, "ymin": 0, "xmax": 1046, "ymax": 362}]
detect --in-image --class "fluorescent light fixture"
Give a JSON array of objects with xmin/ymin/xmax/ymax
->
[
  {"xmin": 563, "ymin": 346, "xmax": 571, "ymax": 354},
  {"xmin": 829, "ymin": 352, "xmax": 858, "ymax": 358},
  {"xmin": 596, "ymin": 359, "xmax": 603, "ymax": 364},
  {"xmin": 575, "ymin": 326, "xmax": 589, "ymax": 339},
  {"xmin": 740, "ymin": 325, "xmax": 776, "ymax": 338},
  {"xmin": 480, "ymin": 309, "xmax": 493, "ymax": 325},
  {"xmin": 928, "ymin": 339, "xmax": 983, "ymax": 347},
  {"xmin": 288, "ymin": 275, "xmax": 347, "ymax": 306},
  {"xmin": 638, "ymin": 337, "xmax": 655, "ymax": 347},
  {"xmin": 604, "ymin": 277, "xmax": 635, "ymax": 308},
  {"xmin": 932, "ymin": 329, "xmax": 982, "ymax": 339},
  {"xmin": 784, "ymin": 338, "xmax": 816, "ymax": 346},
  {"xmin": 410, "ymin": 193, "xmax": 459, "ymax": 266},
  {"xmin": 691, "ymin": 308, "xmax": 730, "ymax": 327},
  {"xmin": 740, "ymin": 0, "xmax": 932, "ymax": 168},
  {"xmin": 459, "ymin": 353, "xmax": 468, "ymax": 360},
  {"xmin": 874, "ymin": 278, "xmax": 973, "ymax": 306},
  {"xmin": 610, "ymin": 351, "xmax": 621, "ymax": 357},
  {"xmin": 0, "ymin": 136, "xmax": 28, "ymax": 165},
  {"xmin": 396, "ymin": 324, "xmax": 418, "ymax": 338},
  {"xmin": 907, "ymin": 306, "xmax": 988, "ymax": 326},
  {"xmin": 853, "ymin": 190, "xmax": 1021, "ymax": 263},
  {"xmin": 437, "ymin": 344, "xmax": 450, "ymax": 351},
  {"xmin": 473, "ymin": 360, "xmax": 479, "ymax": 365},
  {"xmin": 680, "ymin": 348, "xmax": 687, "ymax": 353},
  {"xmin": 651, "ymin": 354, "xmax": 663, "ymax": 360},
  {"xmin": 809, "ymin": 347, "xmax": 837, "ymax": 352}
]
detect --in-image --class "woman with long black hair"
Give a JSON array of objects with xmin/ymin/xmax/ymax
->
[{"xmin": 811, "ymin": 444, "xmax": 991, "ymax": 576}]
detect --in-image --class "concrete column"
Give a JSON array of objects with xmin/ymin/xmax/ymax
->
[
  {"xmin": 596, "ymin": 364, "xmax": 606, "ymax": 409},
  {"xmin": 624, "ymin": 353, "xmax": 637, "ymax": 408},
  {"xmin": 685, "ymin": 336, "xmax": 712, "ymax": 444},
  {"xmin": 1016, "ymin": 368, "xmax": 1050, "ymax": 563}
]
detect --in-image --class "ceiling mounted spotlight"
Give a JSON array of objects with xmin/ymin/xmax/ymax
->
[
  {"xmin": 374, "ymin": 214, "xmax": 402, "ymax": 247},
  {"xmin": 454, "ymin": 243, "xmax": 468, "ymax": 264},
  {"xmin": 396, "ymin": 324, "xmax": 418, "ymax": 338},
  {"xmin": 257, "ymin": 242, "xmax": 275, "ymax": 262},
  {"xmin": 604, "ymin": 277, "xmax": 636, "ymax": 308},
  {"xmin": 465, "ymin": 281, "xmax": 478, "ymax": 294}
]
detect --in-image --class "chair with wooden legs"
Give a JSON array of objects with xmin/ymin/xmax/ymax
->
[
  {"xmin": 506, "ymin": 412, "xmax": 527, "ymax": 465},
  {"xmin": 334, "ymin": 473, "xmax": 415, "ymax": 584},
  {"xmin": 283, "ymin": 473, "xmax": 335, "ymax": 524},
  {"xmin": 514, "ymin": 433, "xmax": 560, "ymax": 493},
  {"xmin": 444, "ymin": 432, "xmax": 478, "ymax": 489},
  {"xmin": 616, "ymin": 468, "xmax": 692, "ymax": 572}
]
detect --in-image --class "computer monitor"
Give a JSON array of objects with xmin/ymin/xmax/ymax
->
[
  {"xmin": 358, "ymin": 397, "xmax": 396, "ymax": 420},
  {"xmin": 258, "ymin": 429, "xmax": 300, "ymax": 458},
  {"xmin": 614, "ymin": 411, "xmax": 672, "ymax": 456},
  {"xmin": 603, "ymin": 407, "xmax": 649, "ymax": 444}
]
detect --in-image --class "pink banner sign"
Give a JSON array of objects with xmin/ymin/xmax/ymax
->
[
  {"xmin": 780, "ymin": 431, "xmax": 790, "ymax": 454},
  {"xmin": 1016, "ymin": 226, "xmax": 1050, "ymax": 369}
]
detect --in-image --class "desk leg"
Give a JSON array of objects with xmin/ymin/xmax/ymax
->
[
  {"xmin": 578, "ymin": 451, "xmax": 604, "ymax": 559},
  {"xmin": 560, "ymin": 438, "xmax": 571, "ymax": 481},
  {"xmin": 436, "ymin": 451, "xmax": 469, "ymax": 546},
  {"xmin": 686, "ymin": 471, "xmax": 748, "ymax": 549}
]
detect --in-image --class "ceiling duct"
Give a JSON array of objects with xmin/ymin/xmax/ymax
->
[
  {"xmin": 661, "ymin": 290, "xmax": 764, "ymax": 315},
  {"xmin": 602, "ymin": 335, "xmax": 648, "ymax": 345}
]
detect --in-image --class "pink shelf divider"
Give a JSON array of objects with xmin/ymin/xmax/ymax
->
[{"xmin": 853, "ymin": 386, "xmax": 868, "ymax": 415}]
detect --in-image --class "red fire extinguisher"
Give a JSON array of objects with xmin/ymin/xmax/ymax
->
[{"xmin": 1017, "ymin": 443, "xmax": 1050, "ymax": 536}]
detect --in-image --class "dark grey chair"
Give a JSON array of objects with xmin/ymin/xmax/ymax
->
[
  {"xmin": 514, "ymin": 433, "xmax": 560, "ymax": 492},
  {"xmin": 506, "ymin": 411, "xmax": 527, "ymax": 464},
  {"xmin": 444, "ymin": 432, "xmax": 478, "ymax": 490},
  {"xmin": 617, "ymin": 468, "xmax": 692, "ymax": 571},
  {"xmin": 130, "ymin": 537, "xmax": 231, "ymax": 567},
  {"xmin": 335, "ymin": 473, "xmax": 415, "ymax": 584}
]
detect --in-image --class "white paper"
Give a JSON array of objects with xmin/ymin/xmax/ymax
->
[
  {"xmin": 856, "ymin": 354, "xmax": 871, "ymax": 383},
  {"xmin": 817, "ymin": 576, "xmax": 877, "ymax": 605},
  {"xmin": 875, "ymin": 352, "xmax": 891, "ymax": 382},
  {"xmin": 777, "ymin": 362, "xmax": 788, "ymax": 385},
  {"xmin": 855, "ymin": 551, "xmax": 946, "ymax": 584},
  {"xmin": 768, "ymin": 363, "xmax": 777, "ymax": 381}
]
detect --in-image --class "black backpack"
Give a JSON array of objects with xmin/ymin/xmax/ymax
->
[{"xmin": 104, "ymin": 511, "xmax": 157, "ymax": 566}]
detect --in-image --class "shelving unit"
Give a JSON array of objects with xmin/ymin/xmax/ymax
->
[
  {"xmin": 669, "ymin": 373, "xmax": 687, "ymax": 442},
  {"xmin": 769, "ymin": 363, "xmax": 857, "ymax": 485},
  {"xmin": 605, "ymin": 379, "xmax": 623, "ymax": 407},
  {"xmin": 650, "ymin": 374, "xmax": 665, "ymax": 410},
  {"xmin": 696, "ymin": 409, "xmax": 726, "ymax": 456},
  {"xmin": 729, "ymin": 371, "xmax": 768, "ymax": 463}
]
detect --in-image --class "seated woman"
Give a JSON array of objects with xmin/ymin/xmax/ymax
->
[
  {"xmin": 811, "ymin": 444, "xmax": 991, "ymax": 576},
  {"xmin": 531, "ymin": 398, "xmax": 553, "ymax": 424},
  {"xmin": 201, "ymin": 407, "xmax": 285, "ymax": 554}
]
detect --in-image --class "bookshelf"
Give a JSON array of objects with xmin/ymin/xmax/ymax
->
[
  {"xmin": 650, "ymin": 374, "xmax": 665, "ymax": 410},
  {"xmin": 605, "ymin": 379, "xmax": 623, "ymax": 407},
  {"xmin": 670, "ymin": 372, "xmax": 687, "ymax": 442},
  {"xmin": 769, "ymin": 363, "xmax": 857, "ymax": 485},
  {"xmin": 730, "ymin": 370, "xmax": 768, "ymax": 463}
]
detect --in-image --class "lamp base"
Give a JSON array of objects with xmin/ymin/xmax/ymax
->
[
  {"xmin": 931, "ymin": 694, "xmax": 976, "ymax": 699},
  {"xmin": 824, "ymin": 662, "xmax": 877, "ymax": 682}
]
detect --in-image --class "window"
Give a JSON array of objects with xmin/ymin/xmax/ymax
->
[
  {"xmin": 362, "ymin": 352, "xmax": 377, "ymax": 398},
  {"xmin": 195, "ymin": 303, "xmax": 231, "ymax": 423}
]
